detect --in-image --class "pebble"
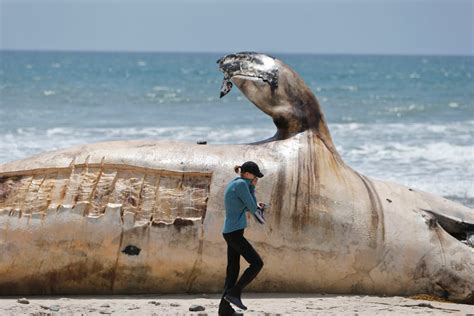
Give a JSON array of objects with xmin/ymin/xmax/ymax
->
[
  {"xmin": 39, "ymin": 304, "xmax": 59, "ymax": 311},
  {"xmin": 148, "ymin": 300, "xmax": 161, "ymax": 306},
  {"xmin": 17, "ymin": 298, "xmax": 30, "ymax": 304},
  {"xmin": 189, "ymin": 304, "xmax": 206, "ymax": 312},
  {"xmin": 99, "ymin": 311, "xmax": 112, "ymax": 315},
  {"xmin": 100, "ymin": 303, "xmax": 111, "ymax": 308},
  {"xmin": 49, "ymin": 305, "xmax": 60, "ymax": 312},
  {"xmin": 170, "ymin": 302, "xmax": 180, "ymax": 307}
]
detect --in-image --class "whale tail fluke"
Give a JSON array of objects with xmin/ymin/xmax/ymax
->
[
  {"xmin": 415, "ymin": 191, "xmax": 474, "ymax": 304},
  {"xmin": 417, "ymin": 190, "xmax": 474, "ymax": 247}
]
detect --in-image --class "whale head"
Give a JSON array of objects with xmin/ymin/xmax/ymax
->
[{"xmin": 217, "ymin": 52, "xmax": 335, "ymax": 148}]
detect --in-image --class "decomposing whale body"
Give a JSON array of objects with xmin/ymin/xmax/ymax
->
[{"xmin": 0, "ymin": 52, "xmax": 473, "ymax": 303}]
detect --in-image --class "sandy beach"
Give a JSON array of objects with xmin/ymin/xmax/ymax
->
[{"xmin": 1, "ymin": 293, "xmax": 473, "ymax": 315}]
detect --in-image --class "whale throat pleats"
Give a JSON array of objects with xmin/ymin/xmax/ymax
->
[{"xmin": 0, "ymin": 163, "xmax": 212, "ymax": 226}]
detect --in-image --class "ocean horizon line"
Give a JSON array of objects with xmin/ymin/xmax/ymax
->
[{"xmin": 1, "ymin": 48, "xmax": 473, "ymax": 58}]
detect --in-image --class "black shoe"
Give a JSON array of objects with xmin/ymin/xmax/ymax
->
[
  {"xmin": 218, "ymin": 311, "xmax": 244, "ymax": 316},
  {"xmin": 224, "ymin": 294, "xmax": 247, "ymax": 311},
  {"xmin": 218, "ymin": 302, "xmax": 242, "ymax": 316}
]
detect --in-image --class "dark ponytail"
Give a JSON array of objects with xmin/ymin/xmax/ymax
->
[{"xmin": 234, "ymin": 165, "xmax": 242, "ymax": 174}]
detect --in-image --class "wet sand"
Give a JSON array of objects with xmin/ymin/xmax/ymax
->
[{"xmin": 1, "ymin": 293, "xmax": 473, "ymax": 315}]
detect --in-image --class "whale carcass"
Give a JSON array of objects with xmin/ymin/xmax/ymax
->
[{"xmin": 0, "ymin": 52, "xmax": 473, "ymax": 303}]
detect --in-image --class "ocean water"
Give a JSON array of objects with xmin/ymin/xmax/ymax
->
[{"xmin": 0, "ymin": 51, "xmax": 473, "ymax": 207}]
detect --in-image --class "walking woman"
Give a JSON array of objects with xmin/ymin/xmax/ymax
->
[{"xmin": 218, "ymin": 161, "xmax": 265, "ymax": 315}]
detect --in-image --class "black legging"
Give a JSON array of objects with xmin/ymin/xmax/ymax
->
[{"xmin": 221, "ymin": 228, "xmax": 264, "ymax": 301}]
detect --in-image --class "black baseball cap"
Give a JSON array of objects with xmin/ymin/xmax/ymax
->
[{"xmin": 241, "ymin": 161, "xmax": 264, "ymax": 178}]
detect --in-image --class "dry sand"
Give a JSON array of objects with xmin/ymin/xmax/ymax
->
[{"xmin": 1, "ymin": 293, "xmax": 473, "ymax": 315}]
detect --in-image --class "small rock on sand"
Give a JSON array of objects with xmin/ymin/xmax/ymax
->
[
  {"xmin": 189, "ymin": 304, "xmax": 206, "ymax": 311},
  {"xmin": 17, "ymin": 298, "xmax": 30, "ymax": 304},
  {"xmin": 148, "ymin": 300, "xmax": 161, "ymax": 305},
  {"xmin": 100, "ymin": 303, "xmax": 111, "ymax": 307},
  {"xmin": 170, "ymin": 302, "xmax": 181, "ymax": 307},
  {"xmin": 49, "ymin": 305, "xmax": 60, "ymax": 311}
]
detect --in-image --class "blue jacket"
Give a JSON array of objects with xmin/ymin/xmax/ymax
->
[{"xmin": 222, "ymin": 177, "xmax": 258, "ymax": 233}]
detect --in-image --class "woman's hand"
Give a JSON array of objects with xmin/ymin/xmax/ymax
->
[{"xmin": 258, "ymin": 202, "xmax": 265, "ymax": 209}]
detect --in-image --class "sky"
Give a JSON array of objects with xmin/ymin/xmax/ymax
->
[{"xmin": 1, "ymin": 0, "xmax": 473, "ymax": 56}]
